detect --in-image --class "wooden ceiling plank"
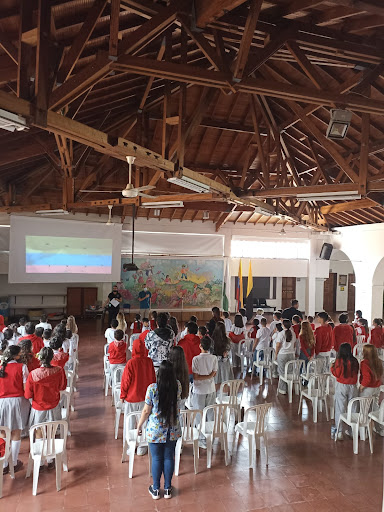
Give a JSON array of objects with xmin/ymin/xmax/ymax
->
[
  {"xmin": 320, "ymin": 198, "xmax": 376, "ymax": 215},
  {"xmin": 195, "ymin": 0, "xmax": 247, "ymax": 28},
  {"xmin": 307, "ymin": 138, "xmax": 332, "ymax": 184},
  {"xmin": 249, "ymin": 95, "xmax": 269, "ymax": 187},
  {"xmin": 57, "ymin": 0, "xmax": 108, "ymax": 84},
  {"xmin": 35, "ymin": 0, "xmax": 51, "ymax": 116},
  {"xmin": 242, "ymin": 183, "xmax": 360, "ymax": 198},
  {"xmin": 286, "ymin": 40, "xmax": 328, "ymax": 90},
  {"xmin": 359, "ymin": 112, "xmax": 370, "ymax": 196},
  {"xmin": 139, "ymin": 38, "xmax": 166, "ymax": 110},
  {"xmin": 233, "ymin": 0, "xmax": 263, "ymax": 79},
  {"xmin": 0, "ymin": 28, "xmax": 18, "ymax": 64},
  {"xmin": 352, "ymin": 61, "xmax": 384, "ymax": 95},
  {"xmin": 262, "ymin": 0, "xmax": 325, "ymax": 20},
  {"xmin": 17, "ymin": 0, "xmax": 34, "ymax": 100},
  {"xmin": 109, "ymin": 0, "xmax": 121, "ymax": 57},
  {"xmin": 215, "ymin": 205, "xmax": 237, "ymax": 231}
]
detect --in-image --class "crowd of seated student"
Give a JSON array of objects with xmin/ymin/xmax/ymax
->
[{"xmin": 0, "ymin": 314, "xmax": 79, "ymax": 473}]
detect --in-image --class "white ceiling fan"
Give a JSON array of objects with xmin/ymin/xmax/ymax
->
[{"xmin": 80, "ymin": 156, "xmax": 155, "ymax": 198}]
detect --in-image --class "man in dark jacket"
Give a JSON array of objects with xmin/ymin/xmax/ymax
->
[{"xmin": 282, "ymin": 299, "xmax": 303, "ymax": 321}]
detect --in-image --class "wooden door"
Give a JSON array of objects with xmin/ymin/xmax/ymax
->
[
  {"xmin": 83, "ymin": 288, "xmax": 98, "ymax": 313},
  {"xmin": 323, "ymin": 273, "xmax": 337, "ymax": 313},
  {"xmin": 282, "ymin": 277, "xmax": 296, "ymax": 310},
  {"xmin": 347, "ymin": 273, "xmax": 355, "ymax": 313},
  {"xmin": 67, "ymin": 287, "xmax": 83, "ymax": 316}
]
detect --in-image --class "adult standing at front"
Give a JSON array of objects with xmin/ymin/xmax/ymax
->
[
  {"xmin": 138, "ymin": 284, "xmax": 152, "ymax": 318},
  {"xmin": 137, "ymin": 360, "xmax": 182, "ymax": 500},
  {"xmin": 104, "ymin": 285, "xmax": 122, "ymax": 325},
  {"xmin": 282, "ymin": 299, "xmax": 303, "ymax": 322},
  {"xmin": 207, "ymin": 306, "xmax": 223, "ymax": 337}
]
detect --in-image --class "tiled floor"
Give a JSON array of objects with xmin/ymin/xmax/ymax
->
[{"xmin": 3, "ymin": 320, "xmax": 383, "ymax": 511}]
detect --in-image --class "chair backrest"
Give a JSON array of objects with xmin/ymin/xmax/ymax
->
[
  {"xmin": 356, "ymin": 335, "xmax": 365, "ymax": 345},
  {"xmin": 124, "ymin": 411, "xmax": 148, "ymax": 444},
  {"xmin": 104, "ymin": 343, "xmax": 109, "ymax": 356},
  {"xmin": 307, "ymin": 357, "xmax": 328, "ymax": 377},
  {"xmin": 353, "ymin": 344, "xmax": 364, "ymax": 360},
  {"xmin": 112, "ymin": 366, "xmax": 124, "ymax": 387},
  {"xmin": 129, "ymin": 334, "xmax": 140, "ymax": 349},
  {"xmin": 255, "ymin": 347, "xmax": 273, "ymax": 365},
  {"xmin": 308, "ymin": 374, "xmax": 328, "ymax": 399},
  {"xmin": 347, "ymin": 397, "xmax": 373, "ymax": 425},
  {"xmin": 30, "ymin": 421, "xmax": 68, "ymax": 458},
  {"xmin": 60, "ymin": 390, "xmax": 71, "ymax": 421},
  {"xmin": 243, "ymin": 403, "xmax": 272, "ymax": 436},
  {"xmin": 218, "ymin": 379, "xmax": 245, "ymax": 406},
  {"xmin": 378, "ymin": 400, "xmax": 384, "ymax": 422},
  {"xmin": 285, "ymin": 359, "xmax": 304, "ymax": 380},
  {"xmin": 114, "ymin": 386, "xmax": 122, "ymax": 406},
  {"xmin": 180, "ymin": 409, "xmax": 202, "ymax": 442},
  {"xmin": 66, "ymin": 371, "xmax": 74, "ymax": 393},
  {"xmin": 202, "ymin": 404, "xmax": 229, "ymax": 436},
  {"xmin": 103, "ymin": 355, "xmax": 110, "ymax": 373},
  {"xmin": 0, "ymin": 425, "xmax": 11, "ymax": 462}
]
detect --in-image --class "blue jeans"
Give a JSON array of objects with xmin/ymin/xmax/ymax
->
[{"xmin": 148, "ymin": 436, "xmax": 177, "ymax": 490}]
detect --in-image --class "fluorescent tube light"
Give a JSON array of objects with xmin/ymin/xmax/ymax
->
[
  {"xmin": 168, "ymin": 175, "xmax": 210, "ymax": 193},
  {"xmin": 142, "ymin": 201, "xmax": 184, "ymax": 208},
  {"xmin": 297, "ymin": 192, "xmax": 361, "ymax": 202},
  {"xmin": 254, "ymin": 206, "xmax": 275, "ymax": 216},
  {"xmin": 0, "ymin": 109, "xmax": 28, "ymax": 132},
  {"xmin": 35, "ymin": 209, "xmax": 69, "ymax": 215}
]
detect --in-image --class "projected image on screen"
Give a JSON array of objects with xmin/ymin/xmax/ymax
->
[{"xmin": 26, "ymin": 236, "xmax": 113, "ymax": 274}]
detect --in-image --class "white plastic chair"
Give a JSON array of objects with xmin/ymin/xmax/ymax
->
[
  {"xmin": 231, "ymin": 340, "xmax": 245, "ymax": 368},
  {"xmin": 252, "ymin": 348, "xmax": 274, "ymax": 385},
  {"xmin": 277, "ymin": 359, "xmax": 305, "ymax": 403},
  {"xmin": 26, "ymin": 420, "xmax": 69, "ymax": 495},
  {"xmin": 0, "ymin": 426, "xmax": 14, "ymax": 498},
  {"xmin": 356, "ymin": 335, "xmax": 366, "ymax": 345},
  {"xmin": 326, "ymin": 374, "xmax": 336, "ymax": 420},
  {"xmin": 200, "ymin": 404, "xmax": 230, "ymax": 468},
  {"xmin": 234, "ymin": 403, "xmax": 272, "ymax": 468},
  {"xmin": 129, "ymin": 334, "xmax": 140, "ymax": 351},
  {"xmin": 298, "ymin": 374, "xmax": 329, "ymax": 423},
  {"xmin": 353, "ymin": 343, "xmax": 365, "ymax": 361},
  {"xmin": 114, "ymin": 390, "xmax": 123, "ymax": 439},
  {"xmin": 66, "ymin": 371, "xmax": 75, "ymax": 412},
  {"xmin": 335, "ymin": 397, "xmax": 373, "ymax": 454},
  {"xmin": 103, "ymin": 355, "xmax": 111, "ymax": 396},
  {"xmin": 121, "ymin": 411, "xmax": 150, "ymax": 478},
  {"xmin": 216, "ymin": 379, "xmax": 245, "ymax": 424},
  {"xmin": 175, "ymin": 409, "xmax": 202, "ymax": 475},
  {"xmin": 111, "ymin": 366, "xmax": 124, "ymax": 406},
  {"xmin": 369, "ymin": 400, "xmax": 384, "ymax": 434},
  {"xmin": 60, "ymin": 390, "xmax": 71, "ymax": 436},
  {"xmin": 303, "ymin": 358, "xmax": 328, "ymax": 382}
]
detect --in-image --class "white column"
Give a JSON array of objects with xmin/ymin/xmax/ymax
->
[{"xmin": 354, "ymin": 262, "xmax": 375, "ymax": 323}]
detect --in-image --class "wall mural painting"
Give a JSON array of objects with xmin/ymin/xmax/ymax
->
[{"xmin": 118, "ymin": 258, "xmax": 224, "ymax": 309}]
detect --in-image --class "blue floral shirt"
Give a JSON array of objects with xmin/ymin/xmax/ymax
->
[{"xmin": 145, "ymin": 381, "xmax": 182, "ymax": 443}]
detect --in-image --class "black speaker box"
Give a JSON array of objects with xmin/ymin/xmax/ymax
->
[{"xmin": 319, "ymin": 243, "xmax": 333, "ymax": 260}]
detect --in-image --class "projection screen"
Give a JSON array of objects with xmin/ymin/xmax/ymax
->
[{"xmin": 9, "ymin": 215, "xmax": 122, "ymax": 283}]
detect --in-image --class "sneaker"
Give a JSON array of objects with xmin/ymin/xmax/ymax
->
[
  {"xmin": 344, "ymin": 429, "xmax": 352, "ymax": 438},
  {"xmin": 337, "ymin": 432, "xmax": 344, "ymax": 441},
  {"xmin": 47, "ymin": 461, "xmax": 55, "ymax": 470},
  {"xmin": 278, "ymin": 389, "xmax": 287, "ymax": 395},
  {"xmin": 13, "ymin": 460, "xmax": 24, "ymax": 473},
  {"xmin": 330, "ymin": 426, "xmax": 336, "ymax": 440},
  {"xmin": 148, "ymin": 485, "xmax": 160, "ymax": 500},
  {"xmin": 137, "ymin": 446, "xmax": 148, "ymax": 456},
  {"xmin": 164, "ymin": 488, "xmax": 172, "ymax": 500},
  {"xmin": 3, "ymin": 464, "xmax": 9, "ymax": 475}
]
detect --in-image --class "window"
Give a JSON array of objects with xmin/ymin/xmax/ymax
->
[{"xmin": 231, "ymin": 239, "xmax": 310, "ymax": 260}]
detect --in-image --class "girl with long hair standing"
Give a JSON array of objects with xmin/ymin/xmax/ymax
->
[
  {"xmin": 0, "ymin": 345, "xmax": 30, "ymax": 473},
  {"xmin": 276, "ymin": 320, "xmax": 296, "ymax": 395},
  {"xmin": 299, "ymin": 320, "xmax": 315, "ymax": 367},
  {"xmin": 359, "ymin": 344, "xmax": 383, "ymax": 399},
  {"xmin": 137, "ymin": 360, "xmax": 181, "ymax": 500},
  {"xmin": 212, "ymin": 321, "xmax": 233, "ymax": 385}
]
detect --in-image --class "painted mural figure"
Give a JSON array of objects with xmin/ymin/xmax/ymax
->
[{"xmin": 180, "ymin": 264, "xmax": 189, "ymax": 280}]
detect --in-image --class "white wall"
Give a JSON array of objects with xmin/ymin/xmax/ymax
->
[{"xmin": 329, "ymin": 249, "xmax": 354, "ymax": 312}]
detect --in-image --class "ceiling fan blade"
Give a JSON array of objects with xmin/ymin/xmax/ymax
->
[
  {"xmin": 79, "ymin": 190, "xmax": 121, "ymax": 193},
  {"xmin": 135, "ymin": 185, "xmax": 155, "ymax": 192},
  {"xmin": 138, "ymin": 192, "xmax": 156, "ymax": 198}
]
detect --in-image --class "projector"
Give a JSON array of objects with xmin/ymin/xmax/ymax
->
[{"xmin": 123, "ymin": 262, "xmax": 139, "ymax": 271}]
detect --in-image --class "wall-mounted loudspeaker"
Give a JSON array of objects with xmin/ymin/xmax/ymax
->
[{"xmin": 319, "ymin": 243, "xmax": 333, "ymax": 260}]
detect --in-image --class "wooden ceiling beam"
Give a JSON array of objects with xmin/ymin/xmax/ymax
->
[
  {"xmin": 215, "ymin": 205, "xmax": 237, "ymax": 231},
  {"xmin": 241, "ymin": 183, "xmax": 360, "ymax": 198},
  {"xmin": 320, "ymin": 198, "xmax": 377, "ymax": 215},
  {"xmin": 233, "ymin": 0, "xmax": 263, "ymax": 79},
  {"xmin": 111, "ymin": 56, "xmax": 384, "ymax": 115},
  {"xmin": 109, "ymin": 0, "xmax": 121, "ymax": 57},
  {"xmin": 0, "ymin": 28, "xmax": 18, "ymax": 64},
  {"xmin": 261, "ymin": 0, "xmax": 325, "ymax": 21},
  {"xmin": 286, "ymin": 40, "xmax": 328, "ymax": 90}
]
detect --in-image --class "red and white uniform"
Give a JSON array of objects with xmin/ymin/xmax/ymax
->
[
  {"xmin": 51, "ymin": 349, "xmax": 69, "ymax": 369},
  {"xmin": 138, "ymin": 329, "xmax": 150, "ymax": 357},
  {"xmin": 332, "ymin": 324, "xmax": 355, "ymax": 352},
  {"xmin": 331, "ymin": 359, "xmax": 358, "ymax": 385},
  {"xmin": 292, "ymin": 324, "xmax": 300, "ymax": 339},
  {"xmin": 120, "ymin": 338, "xmax": 155, "ymax": 403},
  {"xmin": 130, "ymin": 321, "xmax": 142, "ymax": 334},
  {"xmin": 27, "ymin": 356, "xmax": 40, "ymax": 373},
  {"xmin": 150, "ymin": 319, "xmax": 157, "ymax": 330},
  {"xmin": 314, "ymin": 324, "xmax": 333, "ymax": 356},
  {"xmin": 25, "ymin": 366, "xmax": 66, "ymax": 410},
  {"xmin": 19, "ymin": 334, "xmax": 44, "ymax": 355},
  {"xmin": 355, "ymin": 325, "xmax": 367, "ymax": 342},
  {"xmin": 249, "ymin": 326, "xmax": 258, "ymax": 339},
  {"xmin": 178, "ymin": 334, "xmax": 201, "ymax": 374},
  {"xmin": 0, "ymin": 362, "xmax": 27, "ymax": 398},
  {"xmin": 360, "ymin": 359, "xmax": 381, "ymax": 389},
  {"xmin": 370, "ymin": 327, "xmax": 384, "ymax": 349},
  {"xmin": 310, "ymin": 323, "xmax": 315, "ymax": 331}
]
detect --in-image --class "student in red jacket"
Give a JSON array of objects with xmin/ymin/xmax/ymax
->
[
  {"xmin": 292, "ymin": 315, "xmax": 301, "ymax": 340},
  {"xmin": 355, "ymin": 318, "xmax": 369, "ymax": 342},
  {"xmin": 332, "ymin": 313, "xmax": 356, "ymax": 352},
  {"xmin": 25, "ymin": 347, "xmax": 67, "ymax": 469},
  {"xmin": 50, "ymin": 336, "xmax": 69, "ymax": 369},
  {"xmin": 120, "ymin": 337, "xmax": 155, "ymax": 448},
  {"xmin": 331, "ymin": 343, "xmax": 359, "ymax": 440},
  {"xmin": 19, "ymin": 339, "xmax": 40, "ymax": 372},
  {"xmin": 130, "ymin": 314, "xmax": 142, "ymax": 334},
  {"xmin": 18, "ymin": 322, "xmax": 44, "ymax": 355},
  {"xmin": 0, "ymin": 345, "xmax": 30, "ymax": 473},
  {"xmin": 178, "ymin": 322, "xmax": 201, "ymax": 380},
  {"xmin": 248, "ymin": 318, "xmax": 259, "ymax": 339},
  {"xmin": 359, "ymin": 344, "xmax": 383, "ymax": 398},
  {"xmin": 108, "ymin": 329, "xmax": 127, "ymax": 372},
  {"xmin": 307, "ymin": 316, "xmax": 315, "ymax": 331},
  {"xmin": 138, "ymin": 320, "xmax": 150, "ymax": 357},
  {"xmin": 314, "ymin": 312, "xmax": 333, "ymax": 358},
  {"xmin": 369, "ymin": 318, "xmax": 384, "ymax": 350}
]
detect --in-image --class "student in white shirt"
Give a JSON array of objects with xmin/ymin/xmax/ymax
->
[
  {"xmin": 254, "ymin": 308, "xmax": 266, "ymax": 323},
  {"xmin": 191, "ymin": 336, "xmax": 218, "ymax": 447},
  {"xmin": 105, "ymin": 319, "xmax": 118, "ymax": 344},
  {"xmin": 271, "ymin": 323, "xmax": 283, "ymax": 377},
  {"xmin": 42, "ymin": 329, "xmax": 52, "ymax": 348},
  {"xmin": 252, "ymin": 318, "xmax": 270, "ymax": 375},
  {"xmin": 239, "ymin": 308, "xmax": 248, "ymax": 328},
  {"xmin": 179, "ymin": 315, "xmax": 197, "ymax": 340},
  {"xmin": 36, "ymin": 314, "xmax": 52, "ymax": 331},
  {"xmin": 269, "ymin": 312, "xmax": 282, "ymax": 338},
  {"xmin": 276, "ymin": 320, "xmax": 297, "ymax": 395},
  {"xmin": 17, "ymin": 317, "xmax": 27, "ymax": 337},
  {"xmin": 223, "ymin": 311, "xmax": 232, "ymax": 334}
]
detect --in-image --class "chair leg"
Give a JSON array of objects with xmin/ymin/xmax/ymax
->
[
  {"xmin": 367, "ymin": 421, "xmax": 374, "ymax": 454},
  {"xmin": 324, "ymin": 397, "xmax": 329, "ymax": 422},
  {"xmin": 247, "ymin": 434, "xmax": 253, "ymax": 468},
  {"xmin": 264, "ymin": 433, "xmax": 269, "ymax": 466},
  {"xmin": 313, "ymin": 397, "xmax": 318, "ymax": 423},
  {"xmin": 276, "ymin": 378, "xmax": 280, "ymax": 396},
  {"xmin": 0, "ymin": 471, "xmax": 3, "ymax": 499},
  {"xmin": 259, "ymin": 368, "xmax": 263, "ymax": 386},
  {"xmin": 128, "ymin": 443, "xmax": 135, "ymax": 478},
  {"xmin": 206, "ymin": 436, "xmax": 213, "ymax": 469},
  {"xmin": 55, "ymin": 454, "xmax": 62, "ymax": 492},
  {"xmin": 26, "ymin": 454, "xmax": 32, "ymax": 478},
  {"xmin": 121, "ymin": 441, "xmax": 127, "ymax": 463},
  {"xmin": 174, "ymin": 438, "xmax": 182, "ymax": 476},
  {"xmin": 115, "ymin": 408, "xmax": 121, "ymax": 440},
  {"xmin": 8, "ymin": 455, "xmax": 14, "ymax": 479},
  {"xmin": 288, "ymin": 382, "xmax": 293, "ymax": 404},
  {"xmin": 335, "ymin": 418, "xmax": 342, "ymax": 443},
  {"xmin": 352, "ymin": 425, "xmax": 359, "ymax": 455},
  {"xmin": 32, "ymin": 457, "xmax": 41, "ymax": 496},
  {"xmin": 223, "ymin": 434, "xmax": 230, "ymax": 466},
  {"xmin": 193, "ymin": 439, "xmax": 199, "ymax": 474},
  {"xmin": 298, "ymin": 394, "xmax": 303, "ymax": 415}
]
